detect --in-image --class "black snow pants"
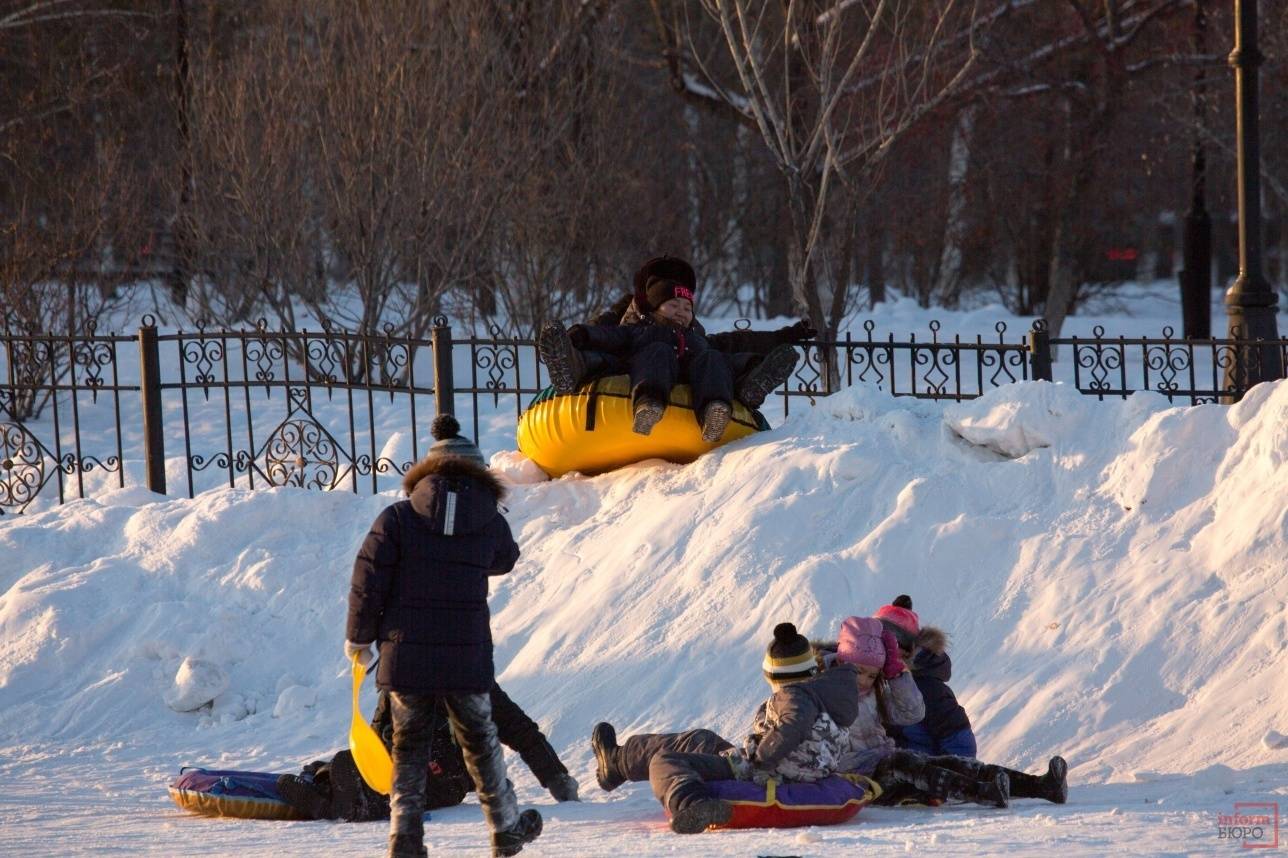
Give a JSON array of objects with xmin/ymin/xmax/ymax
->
[
  {"xmin": 388, "ymin": 691, "xmax": 517, "ymax": 858},
  {"xmin": 577, "ymin": 325, "xmax": 734, "ymax": 424},
  {"xmin": 603, "ymin": 728, "xmax": 736, "ymax": 815},
  {"xmin": 872, "ymin": 750, "xmax": 1044, "ymax": 804}
]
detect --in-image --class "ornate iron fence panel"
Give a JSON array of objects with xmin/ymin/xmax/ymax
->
[
  {"xmin": 2, "ymin": 314, "xmax": 1285, "ymax": 514},
  {"xmin": 157, "ymin": 318, "xmax": 441, "ymax": 499},
  {"xmin": 456, "ymin": 322, "xmax": 549, "ymax": 434},
  {"xmin": 777, "ymin": 320, "xmax": 1032, "ymax": 414},
  {"xmin": 0, "ymin": 321, "xmax": 134, "ymax": 515},
  {"xmin": 1052, "ymin": 325, "xmax": 1288, "ymax": 404}
]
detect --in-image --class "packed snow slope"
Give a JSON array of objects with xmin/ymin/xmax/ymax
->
[{"xmin": 1, "ymin": 379, "xmax": 1286, "ymax": 854}]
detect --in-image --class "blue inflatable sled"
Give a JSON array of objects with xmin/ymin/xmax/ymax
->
[{"xmin": 169, "ymin": 767, "xmax": 307, "ymax": 821}]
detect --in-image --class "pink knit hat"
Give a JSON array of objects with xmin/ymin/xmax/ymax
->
[
  {"xmin": 874, "ymin": 595, "xmax": 920, "ymax": 649},
  {"xmin": 836, "ymin": 616, "xmax": 886, "ymax": 669}
]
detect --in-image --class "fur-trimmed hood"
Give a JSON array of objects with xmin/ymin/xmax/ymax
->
[
  {"xmin": 911, "ymin": 626, "xmax": 952, "ymax": 682},
  {"xmin": 401, "ymin": 455, "xmax": 507, "ymax": 537},
  {"xmin": 915, "ymin": 626, "xmax": 947, "ymax": 655},
  {"xmin": 402, "ymin": 454, "xmax": 506, "ymax": 499}
]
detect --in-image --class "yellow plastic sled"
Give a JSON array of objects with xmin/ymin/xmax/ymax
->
[
  {"xmin": 517, "ymin": 374, "xmax": 766, "ymax": 478},
  {"xmin": 349, "ymin": 654, "xmax": 393, "ymax": 795}
]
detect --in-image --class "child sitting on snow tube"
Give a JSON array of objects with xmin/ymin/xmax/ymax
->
[
  {"xmin": 587, "ymin": 622, "xmax": 868, "ymax": 833},
  {"xmin": 872, "ymin": 595, "xmax": 978, "ymax": 759},
  {"xmin": 828, "ymin": 616, "xmax": 1068, "ymax": 807},
  {"xmin": 277, "ymin": 683, "xmax": 579, "ymax": 821},
  {"xmin": 537, "ymin": 256, "xmax": 811, "ymax": 442}
]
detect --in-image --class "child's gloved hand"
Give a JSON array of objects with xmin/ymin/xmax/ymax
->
[
  {"xmin": 345, "ymin": 640, "xmax": 376, "ymax": 668},
  {"xmin": 777, "ymin": 319, "xmax": 818, "ymax": 343},
  {"xmin": 880, "ymin": 629, "xmax": 907, "ymax": 679},
  {"xmin": 720, "ymin": 747, "xmax": 755, "ymax": 781}
]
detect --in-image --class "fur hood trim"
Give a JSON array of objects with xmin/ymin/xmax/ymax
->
[
  {"xmin": 402, "ymin": 454, "xmax": 506, "ymax": 500},
  {"xmin": 916, "ymin": 626, "xmax": 948, "ymax": 655}
]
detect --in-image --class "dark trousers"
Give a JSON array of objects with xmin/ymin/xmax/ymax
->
[
  {"xmin": 374, "ymin": 683, "xmax": 568, "ymax": 790},
  {"xmin": 609, "ymin": 728, "xmax": 735, "ymax": 815},
  {"xmin": 388, "ymin": 692, "xmax": 517, "ymax": 855},
  {"xmin": 872, "ymin": 750, "xmax": 1043, "ymax": 803},
  {"xmin": 579, "ymin": 326, "xmax": 734, "ymax": 421},
  {"xmin": 488, "ymin": 684, "xmax": 568, "ymax": 788}
]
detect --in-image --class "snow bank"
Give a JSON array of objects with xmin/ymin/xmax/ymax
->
[{"xmin": 2, "ymin": 380, "xmax": 1286, "ymax": 790}]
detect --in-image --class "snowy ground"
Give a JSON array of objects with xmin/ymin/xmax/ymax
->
[
  {"xmin": 2, "ymin": 740, "xmax": 1283, "ymax": 856},
  {"xmin": 2, "ymin": 284, "xmax": 1287, "ymax": 856}
]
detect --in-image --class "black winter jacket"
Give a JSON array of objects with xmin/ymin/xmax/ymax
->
[
  {"xmin": 900, "ymin": 627, "xmax": 972, "ymax": 740},
  {"xmin": 748, "ymin": 665, "xmax": 861, "ymax": 772},
  {"xmin": 589, "ymin": 293, "xmax": 793, "ymax": 355},
  {"xmin": 347, "ymin": 456, "xmax": 519, "ymax": 694}
]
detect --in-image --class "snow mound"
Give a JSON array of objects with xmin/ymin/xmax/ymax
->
[
  {"xmin": 1, "ymin": 380, "xmax": 1286, "ymax": 786},
  {"xmin": 164, "ymin": 657, "xmax": 228, "ymax": 712}
]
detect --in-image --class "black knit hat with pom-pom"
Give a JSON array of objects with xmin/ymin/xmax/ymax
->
[
  {"xmin": 761, "ymin": 622, "xmax": 817, "ymax": 687},
  {"xmin": 428, "ymin": 413, "xmax": 486, "ymax": 466}
]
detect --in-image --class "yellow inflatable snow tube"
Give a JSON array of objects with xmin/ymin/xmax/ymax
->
[{"xmin": 517, "ymin": 374, "xmax": 766, "ymax": 478}]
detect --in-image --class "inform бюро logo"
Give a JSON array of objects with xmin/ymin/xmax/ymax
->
[{"xmin": 1217, "ymin": 802, "xmax": 1279, "ymax": 849}]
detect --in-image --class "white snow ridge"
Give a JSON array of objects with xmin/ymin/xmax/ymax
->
[{"xmin": 2, "ymin": 379, "xmax": 1285, "ymax": 856}]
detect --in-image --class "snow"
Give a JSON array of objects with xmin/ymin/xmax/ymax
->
[
  {"xmin": 164, "ymin": 658, "xmax": 229, "ymax": 713},
  {"xmin": 2, "ymin": 283, "xmax": 1286, "ymax": 854}
]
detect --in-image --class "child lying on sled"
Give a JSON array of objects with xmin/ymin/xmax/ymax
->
[{"xmin": 276, "ymin": 683, "xmax": 579, "ymax": 822}]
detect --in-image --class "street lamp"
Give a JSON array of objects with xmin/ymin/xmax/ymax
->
[
  {"xmin": 1223, "ymin": 0, "xmax": 1283, "ymax": 400},
  {"xmin": 1179, "ymin": 0, "xmax": 1211, "ymax": 339}
]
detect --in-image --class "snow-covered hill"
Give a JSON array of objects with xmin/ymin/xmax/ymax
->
[{"xmin": 2, "ymin": 379, "xmax": 1286, "ymax": 856}]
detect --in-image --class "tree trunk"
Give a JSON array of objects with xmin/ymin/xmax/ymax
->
[
  {"xmin": 867, "ymin": 221, "xmax": 886, "ymax": 308},
  {"xmin": 1044, "ymin": 145, "xmax": 1099, "ymax": 353},
  {"xmin": 170, "ymin": 0, "xmax": 192, "ymax": 308},
  {"xmin": 932, "ymin": 104, "xmax": 978, "ymax": 308}
]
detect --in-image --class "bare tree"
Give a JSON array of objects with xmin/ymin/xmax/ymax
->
[{"xmin": 651, "ymin": 0, "xmax": 987, "ymax": 341}]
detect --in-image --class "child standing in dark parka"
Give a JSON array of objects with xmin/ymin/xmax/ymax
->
[{"xmin": 346, "ymin": 416, "xmax": 543, "ymax": 858}]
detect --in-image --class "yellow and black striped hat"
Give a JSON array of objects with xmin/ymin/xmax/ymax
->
[{"xmin": 762, "ymin": 622, "xmax": 817, "ymax": 686}]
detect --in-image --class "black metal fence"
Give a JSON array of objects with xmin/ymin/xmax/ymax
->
[{"xmin": 2, "ymin": 315, "xmax": 1285, "ymax": 514}]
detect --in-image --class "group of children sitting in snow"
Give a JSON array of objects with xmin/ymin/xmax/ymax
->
[
  {"xmin": 334, "ymin": 258, "xmax": 1068, "ymax": 857},
  {"xmin": 590, "ymin": 600, "xmax": 1067, "ymax": 834}
]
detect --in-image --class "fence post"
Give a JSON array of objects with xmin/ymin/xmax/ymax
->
[
  {"xmin": 138, "ymin": 322, "xmax": 167, "ymax": 495},
  {"xmin": 1028, "ymin": 320, "xmax": 1053, "ymax": 381},
  {"xmin": 430, "ymin": 316, "xmax": 455, "ymax": 416}
]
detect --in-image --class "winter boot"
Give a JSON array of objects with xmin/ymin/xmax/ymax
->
[
  {"xmin": 388, "ymin": 833, "xmax": 428, "ymax": 858},
  {"xmin": 924, "ymin": 765, "xmax": 1009, "ymax": 808},
  {"xmin": 547, "ymin": 772, "xmax": 581, "ymax": 802},
  {"xmin": 699, "ymin": 400, "xmax": 732, "ymax": 443},
  {"xmin": 632, "ymin": 396, "xmax": 666, "ymax": 436},
  {"xmin": 982, "ymin": 757, "xmax": 1066, "ymax": 804},
  {"xmin": 669, "ymin": 797, "xmax": 733, "ymax": 834},
  {"xmin": 591, "ymin": 722, "xmax": 626, "ymax": 792},
  {"xmin": 276, "ymin": 774, "xmax": 330, "ymax": 820},
  {"xmin": 1008, "ymin": 756, "xmax": 1066, "ymax": 804},
  {"xmin": 538, "ymin": 322, "xmax": 587, "ymax": 394},
  {"xmin": 1041, "ymin": 756, "xmax": 1068, "ymax": 804},
  {"xmin": 491, "ymin": 808, "xmax": 543, "ymax": 857},
  {"xmin": 734, "ymin": 344, "xmax": 800, "ymax": 409}
]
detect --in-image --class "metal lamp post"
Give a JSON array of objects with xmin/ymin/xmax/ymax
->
[
  {"xmin": 1223, "ymin": 0, "xmax": 1283, "ymax": 399},
  {"xmin": 1179, "ymin": 0, "xmax": 1211, "ymax": 339}
]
